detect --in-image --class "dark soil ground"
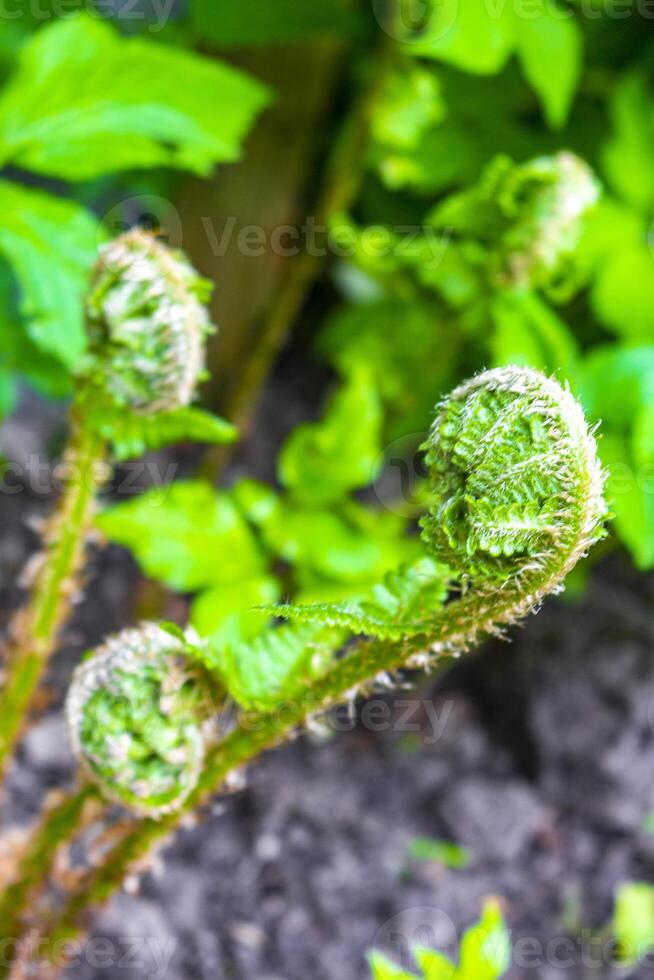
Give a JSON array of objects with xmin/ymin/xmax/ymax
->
[{"xmin": 2, "ymin": 369, "xmax": 654, "ymax": 980}]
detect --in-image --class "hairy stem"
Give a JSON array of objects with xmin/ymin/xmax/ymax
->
[
  {"xmin": 23, "ymin": 568, "xmax": 577, "ymax": 967},
  {"xmin": 0, "ymin": 408, "xmax": 107, "ymax": 776},
  {"xmin": 0, "ymin": 782, "xmax": 101, "ymax": 945}
]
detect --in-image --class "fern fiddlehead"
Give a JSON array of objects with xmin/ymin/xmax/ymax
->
[
  {"xmin": 11, "ymin": 367, "xmax": 607, "ymax": 972},
  {"xmin": 66, "ymin": 623, "xmax": 222, "ymax": 817},
  {"xmin": 0, "ymin": 232, "xmax": 215, "ymax": 778}
]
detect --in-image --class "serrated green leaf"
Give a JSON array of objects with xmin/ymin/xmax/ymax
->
[
  {"xmin": 96, "ymin": 481, "xmax": 265, "ymax": 592},
  {"xmin": 271, "ymin": 557, "xmax": 450, "ymax": 640},
  {"xmin": 0, "ymin": 180, "xmax": 99, "ymax": 368},
  {"xmin": 0, "ymin": 16, "xmax": 271, "ymax": 180},
  {"xmin": 279, "ymin": 368, "xmax": 384, "ymax": 505},
  {"xmin": 216, "ymin": 622, "xmax": 343, "ymax": 711},
  {"xmin": 89, "ymin": 405, "xmax": 237, "ymax": 462}
]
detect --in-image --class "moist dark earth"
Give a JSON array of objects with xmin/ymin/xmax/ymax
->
[{"xmin": 2, "ymin": 377, "xmax": 654, "ymax": 980}]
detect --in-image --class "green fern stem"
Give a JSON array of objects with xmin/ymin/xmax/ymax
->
[
  {"xmin": 0, "ymin": 408, "xmax": 107, "ymax": 776},
  {"xmin": 7, "ymin": 366, "xmax": 607, "ymax": 970},
  {"xmin": 0, "ymin": 781, "xmax": 102, "ymax": 948},
  {"xmin": 29, "ymin": 585, "xmax": 594, "ymax": 961}
]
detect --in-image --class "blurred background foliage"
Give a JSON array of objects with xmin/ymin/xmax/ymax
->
[{"xmin": 1, "ymin": 0, "xmax": 654, "ymax": 641}]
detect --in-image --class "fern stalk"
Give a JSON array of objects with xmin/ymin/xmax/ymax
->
[
  {"xmin": 3, "ymin": 366, "xmax": 607, "ymax": 974},
  {"xmin": 0, "ymin": 409, "xmax": 107, "ymax": 776}
]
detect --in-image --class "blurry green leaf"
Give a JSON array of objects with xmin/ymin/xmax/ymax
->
[
  {"xmin": 368, "ymin": 901, "xmax": 509, "ymax": 979},
  {"xmin": 458, "ymin": 900, "xmax": 511, "ymax": 979},
  {"xmin": 97, "ymin": 481, "xmax": 265, "ymax": 592},
  {"xmin": 368, "ymin": 953, "xmax": 418, "ymax": 980},
  {"xmin": 408, "ymin": 0, "xmax": 515, "ymax": 74},
  {"xmin": 190, "ymin": 0, "xmax": 361, "ymax": 46},
  {"xmin": 0, "ymin": 16, "xmax": 271, "ymax": 180},
  {"xmin": 581, "ymin": 345, "xmax": 654, "ymax": 427},
  {"xmin": 591, "ymin": 241, "xmax": 654, "ymax": 340},
  {"xmin": 490, "ymin": 290, "xmax": 579, "ymax": 381},
  {"xmin": 372, "ymin": 64, "xmax": 444, "ymax": 150},
  {"xmin": 271, "ymin": 556, "xmax": 450, "ymax": 639},
  {"xmin": 413, "ymin": 949, "xmax": 456, "ymax": 979},
  {"xmin": 252, "ymin": 496, "xmax": 419, "ymax": 586},
  {"xmin": 632, "ymin": 403, "xmax": 654, "ymax": 469},
  {"xmin": 191, "ymin": 576, "xmax": 281, "ymax": 650},
  {"xmin": 0, "ymin": 368, "xmax": 17, "ymax": 419},
  {"xmin": 600, "ymin": 432, "xmax": 654, "ymax": 570},
  {"xmin": 603, "ymin": 73, "xmax": 654, "ymax": 213},
  {"xmin": 408, "ymin": 0, "xmax": 581, "ymax": 126},
  {"xmin": 514, "ymin": 6, "xmax": 581, "ymax": 128},
  {"xmin": 0, "ymin": 180, "xmax": 99, "ymax": 368},
  {"xmin": 318, "ymin": 298, "xmax": 457, "ymax": 438},
  {"xmin": 89, "ymin": 405, "xmax": 238, "ymax": 462},
  {"xmin": 613, "ymin": 882, "xmax": 654, "ymax": 964},
  {"xmin": 407, "ymin": 837, "xmax": 471, "ymax": 869},
  {"xmin": 279, "ymin": 369, "xmax": 384, "ymax": 505},
  {"xmin": 216, "ymin": 622, "xmax": 343, "ymax": 710}
]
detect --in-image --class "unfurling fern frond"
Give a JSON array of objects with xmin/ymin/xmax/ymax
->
[
  {"xmin": 81, "ymin": 229, "xmax": 215, "ymax": 414},
  {"xmin": 272, "ymin": 367, "xmax": 607, "ymax": 651}
]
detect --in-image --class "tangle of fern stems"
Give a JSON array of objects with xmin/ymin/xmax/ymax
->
[
  {"xmin": 4, "ymin": 366, "xmax": 607, "ymax": 975},
  {"xmin": 0, "ymin": 230, "xmax": 214, "ymax": 779}
]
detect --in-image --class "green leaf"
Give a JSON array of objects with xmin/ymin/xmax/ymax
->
[
  {"xmin": 490, "ymin": 290, "xmax": 579, "ymax": 381},
  {"xmin": 271, "ymin": 557, "xmax": 451, "ymax": 640},
  {"xmin": 0, "ymin": 16, "xmax": 271, "ymax": 180},
  {"xmin": 216, "ymin": 622, "xmax": 343, "ymax": 711},
  {"xmin": 407, "ymin": 838, "xmax": 471, "ymax": 869},
  {"xmin": 279, "ymin": 369, "xmax": 384, "ymax": 505},
  {"xmin": 458, "ymin": 900, "xmax": 511, "ymax": 980},
  {"xmin": 613, "ymin": 882, "xmax": 654, "ymax": 964},
  {"xmin": 0, "ymin": 180, "xmax": 99, "ymax": 368},
  {"xmin": 318, "ymin": 297, "xmax": 458, "ymax": 439},
  {"xmin": 632, "ymin": 403, "xmax": 654, "ymax": 469},
  {"xmin": 0, "ymin": 368, "xmax": 17, "ymax": 419},
  {"xmin": 89, "ymin": 405, "xmax": 238, "ymax": 462},
  {"xmin": 408, "ymin": 0, "xmax": 515, "ymax": 75},
  {"xmin": 413, "ymin": 949, "xmax": 456, "ymax": 980},
  {"xmin": 603, "ymin": 73, "xmax": 654, "ymax": 213},
  {"xmin": 368, "ymin": 952, "xmax": 419, "ymax": 980},
  {"xmin": 599, "ymin": 432, "xmax": 654, "ymax": 570},
  {"xmin": 96, "ymin": 481, "xmax": 265, "ymax": 592},
  {"xmin": 581, "ymin": 345, "xmax": 654, "ymax": 428},
  {"xmin": 408, "ymin": 0, "xmax": 580, "ymax": 126},
  {"xmin": 190, "ymin": 0, "xmax": 361, "ymax": 46},
  {"xmin": 191, "ymin": 576, "xmax": 281, "ymax": 650},
  {"xmin": 514, "ymin": 4, "xmax": 582, "ymax": 128}
]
